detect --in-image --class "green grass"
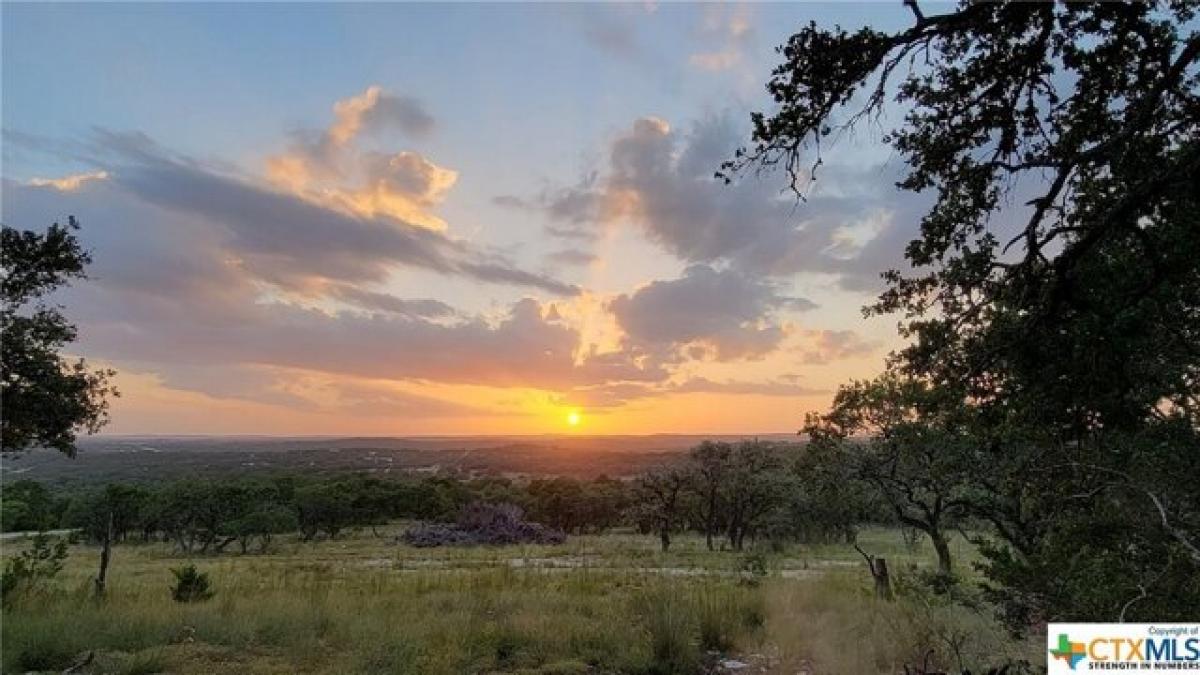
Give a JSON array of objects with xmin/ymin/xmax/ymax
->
[{"xmin": 0, "ymin": 527, "xmax": 1035, "ymax": 674}]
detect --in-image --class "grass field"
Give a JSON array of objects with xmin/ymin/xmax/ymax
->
[{"xmin": 0, "ymin": 528, "xmax": 1039, "ymax": 674}]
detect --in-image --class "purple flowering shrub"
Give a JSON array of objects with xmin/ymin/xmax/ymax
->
[{"xmin": 401, "ymin": 501, "xmax": 566, "ymax": 547}]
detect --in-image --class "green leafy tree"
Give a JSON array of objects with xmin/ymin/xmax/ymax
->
[
  {"xmin": 63, "ymin": 483, "xmax": 151, "ymax": 544},
  {"xmin": 1, "ymin": 218, "xmax": 117, "ymax": 455},
  {"xmin": 524, "ymin": 478, "xmax": 586, "ymax": 533},
  {"xmin": 634, "ymin": 466, "xmax": 689, "ymax": 552},
  {"xmin": 149, "ymin": 480, "xmax": 247, "ymax": 553},
  {"xmin": 723, "ymin": 441, "xmax": 789, "ymax": 552},
  {"xmin": 730, "ymin": 2, "xmax": 1200, "ymax": 628},
  {"xmin": 63, "ymin": 483, "xmax": 150, "ymax": 595},
  {"xmin": 788, "ymin": 438, "xmax": 880, "ymax": 545},
  {"xmin": 294, "ymin": 482, "xmax": 355, "ymax": 540},
  {"xmin": 689, "ymin": 441, "xmax": 733, "ymax": 551},
  {"xmin": 227, "ymin": 505, "xmax": 297, "ymax": 554},
  {"xmin": 804, "ymin": 375, "xmax": 974, "ymax": 575},
  {"xmin": 0, "ymin": 479, "xmax": 62, "ymax": 532}
]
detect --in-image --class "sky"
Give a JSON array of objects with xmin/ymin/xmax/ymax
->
[{"xmin": 1, "ymin": 2, "xmax": 935, "ymax": 436}]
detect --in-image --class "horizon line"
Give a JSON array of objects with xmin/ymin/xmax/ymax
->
[{"xmin": 84, "ymin": 432, "xmax": 803, "ymax": 440}]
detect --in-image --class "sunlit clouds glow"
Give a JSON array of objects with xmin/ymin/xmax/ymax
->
[
  {"xmin": 0, "ymin": 2, "xmax": 918, "ymax": 434},
  {"xmin": 26, "ymin": 171, "xmax": 109, "ymax": 192}
]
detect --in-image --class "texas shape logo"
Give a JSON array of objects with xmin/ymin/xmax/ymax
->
[{"xmin": 1050, "ymin": 633, "xmax": 1087, "ymax": 670}]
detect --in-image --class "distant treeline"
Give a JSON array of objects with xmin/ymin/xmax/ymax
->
[
  {"xmin": 1, "ymin": 474, "xmax": 629, "ymax": 553},
  {"xmin": 1, "ymin": 440, "xmax": 891, "ymax": 554}
]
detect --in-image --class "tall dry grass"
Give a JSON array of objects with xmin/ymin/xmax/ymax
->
[
  {"xmin": 1, "ymin": 527, "xmax": 1031, "ymax": 674},
  {"xmin": 763, "ymin": 571, "xmax": 1038, "ymax": 674},
  {"xmin": 2, "ymin": 560, "xmax": 764, "ymax": 674}
]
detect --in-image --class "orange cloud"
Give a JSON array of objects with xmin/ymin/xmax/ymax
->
[
  {"xmin": 330, "ymin": 86, "xmax": 382, "ymax": 145},
  {"xmin": 27, "ymin": 170, "xmax": 109, "ymax": 191},
  {"xmin": 266, "ymin": 86, "xmax": 454, "ymax": 230}
]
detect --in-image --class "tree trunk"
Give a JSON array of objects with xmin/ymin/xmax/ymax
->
[
  {"xmin": 872, "ymin": 557, "xmax": 892, "ymax": 600},
  {"xmin": 854, "ymin": 544, "xmax": 893, "ymax": 601},
  {"xmin": 704, "ymin": 492, "xmax": 718, "ymax": 551},
  {"xmin": 930, "ymin": 529, "xmax": 953, "ymax": 575},
  {"xmin": 94, "ymin": 511, "xmax": 113, "ymax": 597},
  {"xmin": 728, "ymin": 507, "xmax": 744, "ymax": 550},
  {"xmin": 659, "ymin": 526, "xmax": 671, "ymax": 552}
]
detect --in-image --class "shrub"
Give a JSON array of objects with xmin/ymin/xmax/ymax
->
[
  {"xmin": 0, "ymin": 533, "xmax": 68, "ymax": 605},
  {"xmin": 170, "ymin": 564, "xmax": 214, "ymax": 603},
  {"xmin": 401, "ymin": 522, "xmax": 476, "ymax": 547},
  {"xmin": 638, "ymin": 591, "xmax": 698, "ymax": 675},
  {"xmin": 694, "ymin": 587, "xmax": 764, "ymax": 655},
  {"xmin": 401, "ymin": 502, "xmax": 566, "ymax": 547},
  {"xmin": 695, "ymin": 592, "xmax": 738, "ymax": 653},
  {"xmin": 9, "ymin": 639, "xmax": 80, "ymax": 672},
  {"xmin": 737, "ymin": 552, "xmax": 769, "ymax": 587}
]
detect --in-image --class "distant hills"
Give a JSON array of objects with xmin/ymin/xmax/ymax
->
[{"xmin": 0, "ymin": 434, "xmax": 799, "ymax": 485}]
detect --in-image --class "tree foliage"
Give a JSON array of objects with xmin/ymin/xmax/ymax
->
[
  {"xmin": 634, "ymin": 440, "xmax": 796, "ymax": 552},
  {"xmin": 634, "ymin": 466, "xmax": 690, "ymax": 552},
  {"xmin": 1, "ymin": 218, "xmax": 117, "ymax": 455},
  {"xmin": 730, "ymin": 1, "xmax": 1200, "ymax": 628},
  {"xmin": 689, "ymin": 441, "xmax": 733, "ymax": 551},
  {"xmin": 0, "ymin": 480, "xmax": 63, "ymax": 532},
  {"xmin": 722, "ymin": 441, "xmax": 790, "ymax": 552},
  {"xmin": 804, "ymin": 375, "xmax": 974, "ymax": 575}
]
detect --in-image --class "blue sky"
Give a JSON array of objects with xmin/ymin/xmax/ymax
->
[
  {"xmin": 2, "ymin": 2, "xmax": 930, "ymax": 435},
  {"xmin": 3, "ymin": 3, "xmax": 915, "ymax": 181}
]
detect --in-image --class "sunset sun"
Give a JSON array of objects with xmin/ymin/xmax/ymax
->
[{"xmin": 566, "ymin": 410, "xmax": 582, "ymax": 427}]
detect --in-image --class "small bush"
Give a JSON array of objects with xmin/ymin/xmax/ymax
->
[
  {"xmin": 639, "ymin": 591, "xmax": 698, "ymax": 675},
  {"xmin": 1, "ymin": 533, "xmax": 68, "ymax": 605},
  {"xmin": 170, "ymin": 564, "xmax": 214, "ymax": 603},
  {"xmin": 737, "ymin": 552, "xmax": 769, "ymax": 586},
  {"xmin": 895, "ymin": 567, "xmax": 981, "ymax": 610}
]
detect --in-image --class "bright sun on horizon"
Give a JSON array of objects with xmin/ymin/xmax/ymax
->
[{"xmin": 567, "ymin": 410, "xmax": 582, "ymax": 427}]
